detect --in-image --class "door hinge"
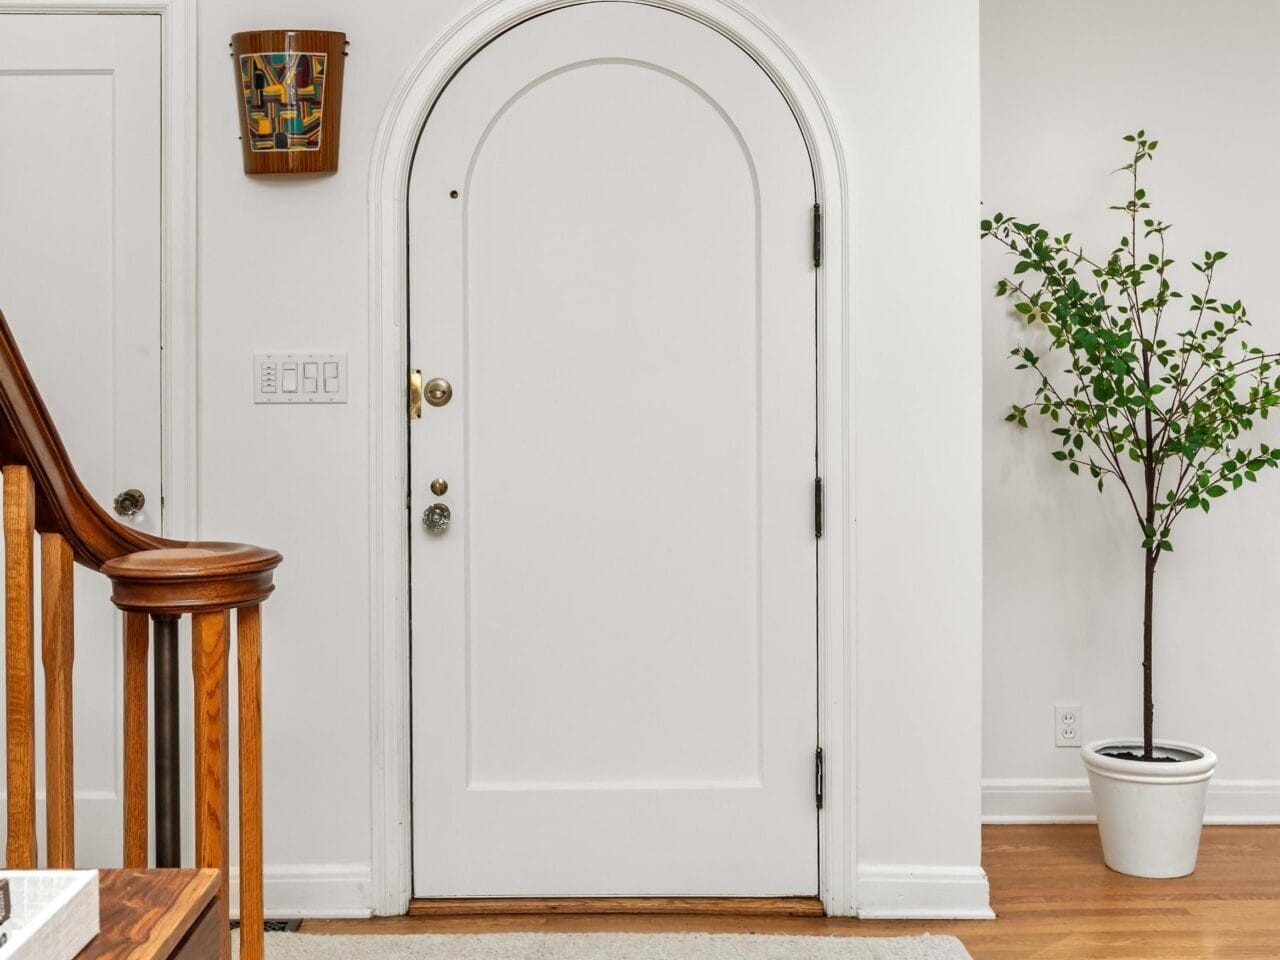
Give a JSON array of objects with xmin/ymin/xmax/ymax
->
[
  {"xmin": 814, "ymin": 476, "xmax": 823, "ymax": 539},
  {"xmin": 812, "ymin": 202, "xmax": 822, "ymax": 268},
  {"xmin": 815, "ymin": 746, "xmax": 825, "ymax": 810}
]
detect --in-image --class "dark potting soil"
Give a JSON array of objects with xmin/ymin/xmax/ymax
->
[{"xmin": 1104, "ymin": 751, "xmax": 1180, "ymax": 763}]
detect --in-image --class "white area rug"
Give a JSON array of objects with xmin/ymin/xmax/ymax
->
[{"xmin": 238, "ymin": 932, "xmax": 972, "ymax": 959}]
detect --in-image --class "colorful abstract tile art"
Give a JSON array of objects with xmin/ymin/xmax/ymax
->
[{"xmin": 239, "ymin": 53, "xmax": 327, "ymax": 152}]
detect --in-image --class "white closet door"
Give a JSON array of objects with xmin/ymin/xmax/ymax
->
[{"xmin": 0, "ymin": 13, "xmax": 163, "ymax": 866}]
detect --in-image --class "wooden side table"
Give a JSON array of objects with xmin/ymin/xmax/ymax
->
[{"xmin": 75, "ymin": 869, "xmax": 221, "ymax": 960}]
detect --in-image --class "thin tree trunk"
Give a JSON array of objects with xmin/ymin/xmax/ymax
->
[
  {"xmin": 1140, "ymin": 291, "xmax": 1156, "ymax": 760},
  {"xmin": 1142, "ymin": 546, "xmax": 1156, "ymax": 760}
]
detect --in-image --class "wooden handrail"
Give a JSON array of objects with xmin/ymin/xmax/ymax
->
[
  {"xmin": 0, "ymin": 309, "xmax": 280, "ymax": 960},
  {"xmin": 0, "ymin": 311, "xmax": 169, "ymax": 566}
]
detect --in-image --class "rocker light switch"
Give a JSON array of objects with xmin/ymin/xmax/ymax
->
[{"xmin": 254, "ymin": 352, "xmax": 347, "ymax": 404}]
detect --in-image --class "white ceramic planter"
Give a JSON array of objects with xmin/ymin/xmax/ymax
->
[{"xmin": 1082, "ymin": 738, "xmax": 1217, "ymax": 878}]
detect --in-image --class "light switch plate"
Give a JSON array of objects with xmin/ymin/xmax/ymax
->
[{"xmin": 254, "ymin": 352, "xmax": 348, "ymax": 404}]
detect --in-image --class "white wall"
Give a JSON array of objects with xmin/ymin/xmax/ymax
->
[
  {"xmin": 196, "ymin": 0, "xmax": 984, "ymax": 916},
  {"xmin": 983, "ymin": 0, "xmax": 1280, "ymax": 823},
  {"xmin": 768, "ymin": 0, "xmax": 986, "ymax": 917}
]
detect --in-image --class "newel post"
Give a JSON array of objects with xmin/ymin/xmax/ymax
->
[{"xmin": 102, "ymin": 544, "xmax": 280, "ymax": 960}]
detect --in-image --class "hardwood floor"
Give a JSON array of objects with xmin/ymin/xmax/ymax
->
[{"xmin": 302, "ymin": 825, "xmax": 1280, "ymax": 958}]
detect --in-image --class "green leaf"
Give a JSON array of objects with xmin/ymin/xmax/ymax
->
[{"xmin": 980, "ymin": 130, "xmax": 1280, "ymax": 546}]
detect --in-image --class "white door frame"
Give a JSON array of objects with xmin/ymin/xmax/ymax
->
[
  {"xmin": 367, "ymin": 0, "xmax": 853, "ymax": 916},
  {"xmin": 0, "ymin": 0, "xmax": 200, "ymax": 538}
]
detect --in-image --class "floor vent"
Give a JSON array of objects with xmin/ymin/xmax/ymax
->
[{"xmin": 231, "ymin": 919, "xmax": 302, "ymax": 933}]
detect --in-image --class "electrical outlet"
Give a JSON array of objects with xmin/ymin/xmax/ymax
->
[{"xmin": 1055, "ymin": 703, "xmax": 1081, "ymax": 748}]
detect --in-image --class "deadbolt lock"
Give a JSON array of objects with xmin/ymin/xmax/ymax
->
[
  {"xmin": 422, "ymin": 502, "xmax": 451, "ymax": 533},
  {"xmin": 430, "ymin": 478, "xmax": 449, "ymax": 496},
  {"xmin": 425, "ymin": 377, "xmax": 453, "ymax": 407}
]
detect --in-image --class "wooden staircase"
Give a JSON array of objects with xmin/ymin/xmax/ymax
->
[{"xmin": 0, "ymin": 310, "xmax": 280, "ymax": 960}]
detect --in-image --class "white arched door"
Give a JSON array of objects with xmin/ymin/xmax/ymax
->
[{"xmin": 409, "ymin": 1, "xmax": 818, "ymax": 897}]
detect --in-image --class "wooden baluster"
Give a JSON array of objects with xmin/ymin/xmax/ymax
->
[
  {"xmin": 122, "ymin": 611, "xmax": 150, "ymax": 867},
  {"xmin": 238, "ymin": 604, "xmax": 264, "ymax": 960},
  {"xmin": 193, "ymin": 610, "xmax": 231, "ymax": 960},
  {"xmin": 4, "ymin": 464, "xmax": 37, "ymax": 868},
  {"xmin": 41, "ymin": 531, "xmax": 75, "ymax": 868}
]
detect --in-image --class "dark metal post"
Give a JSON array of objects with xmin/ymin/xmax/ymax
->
[{"xmin": 153, "ymin": 615, "xmax": 181, "ymax": 866}]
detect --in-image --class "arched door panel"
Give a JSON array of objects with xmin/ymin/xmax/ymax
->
[{"xmin": 408, "ymin": 1, "xmax": 817, "ymax": 897}]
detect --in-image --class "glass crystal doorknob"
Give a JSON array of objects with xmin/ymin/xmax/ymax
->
[
  {"xmin": 422, "ymin": 502, "xmax": 451, "ymax": 533},
  {"xmin": 113, "ymin": 488, "xmax": 145, "ymax": 517}
]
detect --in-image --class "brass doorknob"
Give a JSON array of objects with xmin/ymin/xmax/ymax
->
[
  {"xmin": 114, "ymin": 488, "xmax": 146, "ymax": 517},
  {"xmin": 422, "ymin": 502, "xmax": 451, "ymax": 533},
  {"xmin": 425, "ymin": 377, "xmax": 453, "ymax": 407}
]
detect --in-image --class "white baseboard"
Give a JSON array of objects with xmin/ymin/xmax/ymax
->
[
  {"xmin": 983, "ymin": 778, "xmax": 1280, "ymax": 824},
  {"xmin": 6, "ymin": 803, "xmax": 374, "ymax": 919},
  {"xmin": 855, "ymin": 864, "xmax": 994, "ymax": 920},
  {"xmin": 228, "ymin": 862, "xmax": 374, "ymax": 920},
  {"xmin": 1204, "ymin": 781, "xmax": 1280, "ymax": 822}
]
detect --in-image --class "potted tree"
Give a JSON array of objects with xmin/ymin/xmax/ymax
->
[{"xmin": 982, "ymin": 132, "xmax": 1280, "ymax": 878}]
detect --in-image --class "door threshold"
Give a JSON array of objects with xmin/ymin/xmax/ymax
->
[{"xmin": 408, "ymin": 897, "xmax": 824, "ymax": 918}]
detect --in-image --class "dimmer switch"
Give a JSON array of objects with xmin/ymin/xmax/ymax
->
[{"xmin": 254, "ymin": 352, "xmax": 348, "ymax": 403}]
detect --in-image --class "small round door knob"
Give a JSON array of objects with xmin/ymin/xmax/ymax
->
[
  {"xmin": 425, "ymin": 377, "xmax": 453, "ymax": 407},
  {"xmin": 113, "ymin": 488, "xmax": 146, "ymax": 518},
  {"xmin": 422, "ymin": 502, "xmax": 451, "ymax": 533}
]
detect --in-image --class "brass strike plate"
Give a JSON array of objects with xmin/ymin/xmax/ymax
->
[{"xmin": 409, "ymin": 369, "xmax": 423, "ymax": 420}]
